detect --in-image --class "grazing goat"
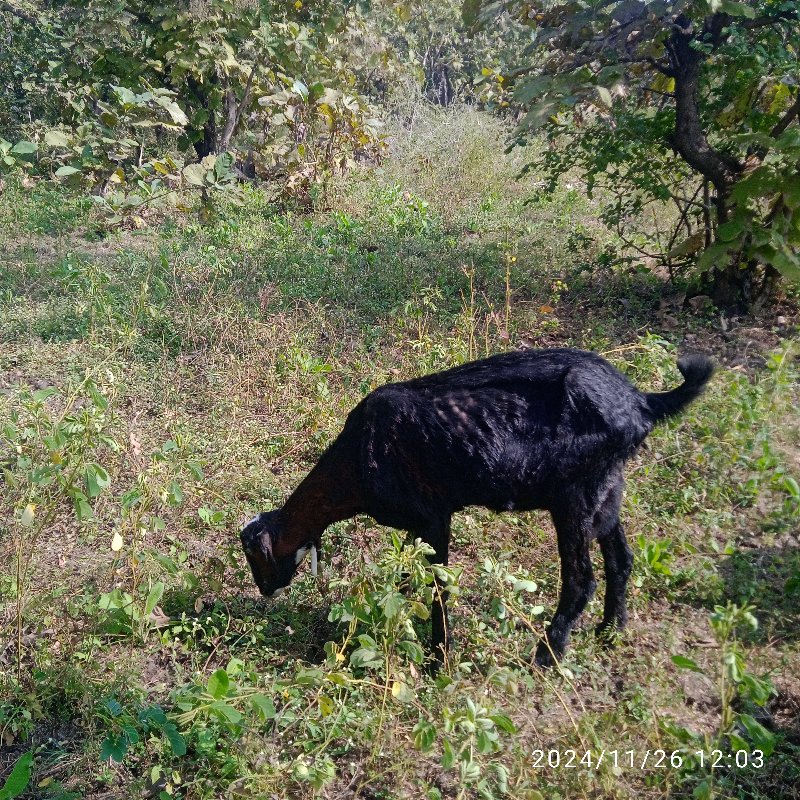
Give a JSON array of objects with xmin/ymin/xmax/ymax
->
[{"xmin": 241, "ymin": 348, "xmax": 714, "ymax": 666}]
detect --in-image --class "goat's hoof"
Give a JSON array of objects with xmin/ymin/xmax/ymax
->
[{"xmin": 533, "ymin": 643, "xmax": 559, "ymax": 669}]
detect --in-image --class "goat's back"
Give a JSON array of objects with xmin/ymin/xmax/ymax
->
[{"xmin": 338, "ymin": 349, "xmax": 657, "ymax": 524}]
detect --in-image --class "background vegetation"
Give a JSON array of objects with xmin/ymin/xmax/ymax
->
[{"xmin": 1, "ymin": 1, "xmax": 799, "ymax": 798}]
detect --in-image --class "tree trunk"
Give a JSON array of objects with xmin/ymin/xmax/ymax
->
[
  {"xmin": 666, "ymin": 16, "xmax": 754, "ymax": 309},
  {"xmin": 219, "ymin": 67, "xmax": 256, "ymax": 153},
  {"xmin": 710, "ymin": 260, "xmax": 753, "ymax": 310},
  {"xmin": 187, "ymin": 75, "xmax": 218, "ymax": 159}
]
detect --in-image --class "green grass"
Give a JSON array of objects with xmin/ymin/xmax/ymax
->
[{"xmin": 1, "ymin": 106, "xmax": 798, "ymax": 800}]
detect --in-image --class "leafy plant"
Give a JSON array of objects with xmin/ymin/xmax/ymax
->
[
  {"xmin": 1, "ymin": 378, "xmax": 118, "ymax": 675},
  {"xmin": 326, "ymin": 533, "xmax": 461, "ymax": 675},
  {"xmin": 0, "ymin": 139, "xmax": 38, "ymax": 171},
  {"xmin": 96, "ymin": 697, "xmax": 186, "ymax": 764},
  {"xmin": 469, "ymin": 0, "xmax": 800, "ymax": 307},
  {"xmin": 4, "ymin": 0, "xmax": 383, "ymax": 221},
  {"xmin": 0, "ymin": 752, "xmax": 32, "ymax": 800},
  {"xmin": 669, "ymin": 603, "xmax": 777, "ymax": 796}
]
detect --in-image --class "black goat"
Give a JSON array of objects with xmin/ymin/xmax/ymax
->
[{"xmin": 241, "ymin": 348, "xmax": 714, "ymax": 666}]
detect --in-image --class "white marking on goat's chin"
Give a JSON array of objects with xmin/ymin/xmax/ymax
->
[
  {"xmin": 310, "ymin": 545, "xmax": 318, "ymax": 577},
  {"xmin": 269, "ymin": 587, "xmax": 286, "ymax": 598},
  {"xmin": 294, "ymin": 546, "xmax": 310, "ymax": 565}
]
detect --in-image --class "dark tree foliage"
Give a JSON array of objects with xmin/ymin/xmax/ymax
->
[{"xmin": 468, "ymin": 0, "xmax": 800, "ymax": 309}]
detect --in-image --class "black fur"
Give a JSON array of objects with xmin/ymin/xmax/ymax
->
[{"xmin": 241, "ymin": 347, "xmax": 714, "ymax": 666}]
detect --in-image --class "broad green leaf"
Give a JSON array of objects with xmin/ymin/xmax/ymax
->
[
  {"xmin": 412, "ymin": 719, "xmax": 436, "ymax": 752},
  {"xmin": 112, "ymin": 85, "xmax": 137, "ymax": 105},
  {"xmin": 409, "ymin": 600, "xmax": 429, "ymax": 620},
  {"xmin": 121, "ymin": 724, "xmax": 139, "ymax": 746},
  {"xmin": 668, "ymin": 230, "xmax": 706, "ymax": 259},
  {"xmin": 207, "ymin": 669, "xmax": 229, "ymax": 699},
  {"xmin": 738, "ymin": 714, "xmax": 776, "ymax": 755},
  {"xmin": 476, "ymin": 728, "xmax": 496, "ymax": 754},
  {"xmin": 318, "ymin": 694, "xmax": 335, "ymax": 716},
  {"xmin": 86, "ymin": 463, "xmax": 111, "ymax": 497},
  {"xmin": 55, "ymin": 165, "xmax": 81, "ymax": 177},
  {"xmin": 715, "ymin": 0, "xmax": 757, "ymax": 17},
  {"xmin": 489, "ymin": 713, "xmax": 516, "ymax": 733},
  {"xmin": 10, "ymin": 141, "xmax": 36, "ymax": 155},
  {"xmin": 104, "ymin": 697, "xmax": 123, "ymax": 717},
  {"xmin": 32, "ymin": 387, "xmax": 57, "ymax": 402},
  {"xmin": 166, "ymin": 481, "xmax": 183, "ymax": 505},
  {"xmin": 391, "ymin": 679, "xmax": 413, "ymax": 703},
  {"xmin": 441, "ymin": 737, "xmax": 456, "ymax": 769},
  {"xmin": 210, "ymin": 701, "xmax": 242, "ymax": 724},
  {"xmin": 0, "ymin": 751, "xmax": 33, "ymax": 800},
  {"xmin": 596, "ymin": 85, "xmax": 612, "ymax": 108},
  {"xmin": 44, "ymin": 130, "xmax": 71, "ymax": 147},
  {"xmin": 380, "ymin": 591, "xmax": 405, "ymax": 619},
  {"xmin": 671, "ymin": 654, "xmax": 704, "ymax": 673},
  {"xmin": 292, "ymin": 79, "xmax": 309, "ymax": 100},
  {"xmin": 160, "ymin": 722, "xmax": 186, "ymax": 756},
  {"xmin": 350, "ymin": 646, "xmax": 383, "ymax": 669},
  {"xmin": 144, "ymin": 582, "xmax": 165, "ymax": 616},
  {"xmin": 325, "ymin": 671, "xmax": 351, "ymax": 686},
  {"xmin": 182, "ymin": 163, "xmax": 207, "ymax": 186},
  {"xmin": 397, "ymin": 640, "xmax": 425, "ymax": 663},
  {"xmin": 156, "ymin": 97, "xmax": 189, "ymax": 126},
  {"xmin": 250, "ymin": 693, "xmax": 276, "ymax": 721},
  {"xmin": 519, "ymin": 98, "xmax": 561, "ymax": 131},
  {"xmin": 73, "ymin": 493, "xmax": 93, "ymax": 520},
  {"xmin": 100, "ymin": 734, "xmax": 127, "ymax": 762},
  {"xmin": 717, "ymin": 220, "xmax": 745, "ymax": 242},
  {"xmin": 698, "ymin": 241, "xmax": 735, "ymax": 270}
]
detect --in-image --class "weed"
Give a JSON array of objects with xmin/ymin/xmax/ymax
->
[{"xmin": 1, "ymin": 104, "xmax": 798, "ymax": 799}]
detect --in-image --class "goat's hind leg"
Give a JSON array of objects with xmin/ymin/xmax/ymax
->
[
  {"xmin": 596, "ymin": 521, "xmax": 633, "ymax": 640},
  {"xmin": 535, "ymin": 509, "xmax": 597, "ymax": 668}
]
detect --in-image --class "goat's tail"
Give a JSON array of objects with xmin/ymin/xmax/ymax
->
[{"xmin": 644, "ymin": 355, "xmax": 715, "ymax": 424}]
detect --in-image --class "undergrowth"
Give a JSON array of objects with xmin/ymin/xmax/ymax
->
[{"xmin": 1, "ymin": 106, "xmax": 798, "ymax": 799}]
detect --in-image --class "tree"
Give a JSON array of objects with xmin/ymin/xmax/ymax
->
[
  {"xmin": 1, "ymin": 0, "xmax": 381, "ymax": 209},
  {"xmin": 344, "ymin": 0, "xmax": 527, "ymax": 109},
  {"xmin": 468, "ymin": 0, "xmax": 800, "ymax": 309}
]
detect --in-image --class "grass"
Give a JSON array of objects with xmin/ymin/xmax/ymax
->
[{"xmin": 1, "ymin": 105, "xmax": 799, "ymax": 800}]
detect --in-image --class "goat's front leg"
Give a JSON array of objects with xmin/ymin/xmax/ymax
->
[
  {"xmin": 416, "ymin": 516, "xmax": 452, "ymax": 668},
  {"xmin": 535, "ymin": 512, "xmax": 596, "ymax": 668},
  {"xmin": 597, "ymin": 521, "xmax": 633, "ymax": 637}
]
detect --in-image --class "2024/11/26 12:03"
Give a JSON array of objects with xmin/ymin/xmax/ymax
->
[{"xmin": 529, "ymin": 749, "xmax": 765, "ymax": 770}]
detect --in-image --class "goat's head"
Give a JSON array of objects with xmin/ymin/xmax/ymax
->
[{"xmin": 240, "ymin": 511, "xmax": 315, "ymax": 598}]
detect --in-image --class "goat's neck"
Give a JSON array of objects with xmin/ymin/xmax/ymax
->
[{"xmin": 275, "ymin": 447, "xmax": 363, "ymax": 557}]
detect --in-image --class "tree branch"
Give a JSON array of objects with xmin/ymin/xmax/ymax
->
[
  {"xmin": 0, "ymin": 1, "xmax": 38, "ymax": 25},
  {"xmin": 667, "ymin": 16, "xmax": 741, "ymax": 209},
  {"xmin": 741, "ymin": 9, "xmax": 798, "ymax": 30},
  {"xmin": 219, "ymin": 65, "xmax": 257, "ymax": 153},
  {"xmin": 770, "ymin": 90, "xmax": 800, "ymax": 138}
]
